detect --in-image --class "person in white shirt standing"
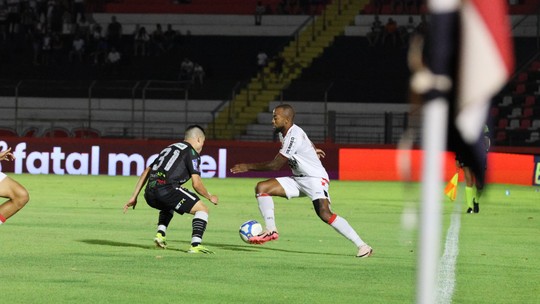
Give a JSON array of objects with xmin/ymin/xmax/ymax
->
[{"xmin": 230, "ymin": 104, "xmax": 373, "ymax": 258}]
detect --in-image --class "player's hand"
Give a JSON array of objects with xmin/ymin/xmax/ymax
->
[
  {"xmin": 123, "ymin": 198, "xmax": 137, "ymax": 213},
  {"xmin": 230, "ymin": 164, "xmax": 248, "ymax": 174},
  {"xmin": 316, "ymin": 148, "xmax": 326, "ymax": 159},
  {"xmin": 0, "ymin": 147, "xmax": 14, "ymax": 161},
  {"xmin": 209, "ymin": 194, "xmax": 219, "ymax": 205}
]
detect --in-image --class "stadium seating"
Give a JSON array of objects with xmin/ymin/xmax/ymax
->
[
  {"xmin": 42, "ymin": 128, "xmax": 72, "ymax": 138},
  {"xmin": 101, "ymin": 0, "xmax": 286, "ymax": 15},
  {"xmin": 72, "ymin": 127, "xmax": 102, "ymax": 138},
  {"xmin": 0, "ymin": 128, "xmax": 18, "ymax": 137}
]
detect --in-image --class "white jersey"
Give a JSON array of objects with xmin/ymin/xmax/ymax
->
[{"xmin": 279, "ymin": 124, "xmax": 329, "ymax": 180}]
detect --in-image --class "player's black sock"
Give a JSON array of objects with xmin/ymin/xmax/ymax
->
[
  {"xmin": 157, "ymin": 230, "xmax": 166, "ymax": 237},
  {"xmin": 158, "ymin": 210, "xmax": 174, "ymax": 227}
]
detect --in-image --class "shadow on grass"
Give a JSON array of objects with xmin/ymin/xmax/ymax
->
[
  {"xmin": 79, "ymin": 239, "xmax": 350, "ymax": 256},
  {"xmin": 79, "ymin": 239, "xmax": 183, "ymax": 252},
  {"xmin": 205, "ymin": 241, "xmax": 350, "ymax": 257}
]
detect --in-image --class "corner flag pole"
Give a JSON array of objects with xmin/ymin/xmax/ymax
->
[
  {"xmin": 416, "ymin": 0, "xmax": 458, "ymax": 302},
  {"xmin": 417, "ymin": 98, "xmax": 448, "ymax": 304}
]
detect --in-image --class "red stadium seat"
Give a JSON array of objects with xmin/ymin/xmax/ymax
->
[
  {"xmin": 0, "ymin": 127, "xmax": 18, "ymax": 137},
  {"xmin": 72, "ymin": 127, "xmax": 101, "ymax": 139},
  {"xmin": 42, "ymin": 127, "xmax": 72, "ymax": 138}
]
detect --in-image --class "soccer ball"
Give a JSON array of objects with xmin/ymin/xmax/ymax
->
[{"xmin": 239, "ymin": 220, "xmax": 263, "ymax": 243}]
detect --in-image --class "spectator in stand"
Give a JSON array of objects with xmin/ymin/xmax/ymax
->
[
  {"xmin": 31, "ymin": 26, "xmax": 43, "ymax": 65},
  {"xmin": 74, "ymin": 15, "xmax": 90, "ymax": 40},
  {"xmin": 49, "ymin": 0, "xmax": 64, "ymax": 34},
  {"xmin": 35, "ymin": 0, "xmax": 47, "ymax": 21},
  {"xmin": 257, "ymin": 50, "xmax": 268, "ymax": 71},
  {"xmin": 133, "ymin": 25, "xmax": 149, "ymax": 56},
  {"xmin": 19, "ymin": 3, "xmax": 37, "ymax": 40},
  {"xmin": 41, "ymin": 29, "xmax": 51, "ymax": 64},
  {"xmin": 193, "ymin": 63, "xmax": 205, "ymax": 86},
  {"xmin": 254, "ymin": 1, "xmax": 265, "ymax": 25},
  {"xmin": 163, "ymin": 24, "xmax": 177, "ymax": 52},
  {"xmin": 68, "ymin": 34, "xmax": 84, "ymax": 62},
  {"xmin": 0, "ymin": 3, "xmax": 7, "ymax": 41},
  {"xmin": 366, "ymin": 15, "xmax": 383, "ymax": 47},
  {"xmin": 106, "ymin": 15, "xmax": 122, "ymax": 49},
  {"xmin": 61, "ymin": 6, "xmax": 72, "ymax": 34},
  {"xmin": 105, "ymin": 46, "xmax": 121, "ymax": 74},
  {"xmin": 179, "ymin": 57, "xmax": 194, "ymax": 81},
  {"xmin": 90, "ymin": 37, "xmax": 107, "ymax": 65},
  {"xmin": 400, "ymin": 16, "xmax": 416, "ymax": 46},
  {"xmin": 382, "ymin": 17, "xmax": 400, "ymax": 47},
  {"xmin": 50, "ymin": 31, "xmax": 63, "ymax": 64},
  {"xmin": 415, "ymin": 14, "xmax": 428, "ymax": 37},
  {"xmin": 6, "ymin": 0, "xmax": 21, "ymax": 39},
  {"xmin": 151, "ymin": 23, "xmax": 166, "ymax": 56},
  {"xmin": 87, "ymin": 22, "xmax": 102, "ymax": 55},
  {"xmin": 72, "ymin": 0, "xmax": 84, "ymax": 23}
]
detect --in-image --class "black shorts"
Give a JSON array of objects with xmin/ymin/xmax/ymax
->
[{"xmin": 144, "ymin": 186, "xmax": 200, "ymax": 215}]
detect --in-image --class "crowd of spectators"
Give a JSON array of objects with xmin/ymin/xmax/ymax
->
[
  {"xmin": 367, "ymin": 14, "xmax": 428, "ymax": 47},
  {"xmin": 0, "ymin": 0, "xmax": 193, "ymax": 81}
]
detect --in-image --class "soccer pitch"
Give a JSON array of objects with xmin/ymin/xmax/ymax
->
[{"xmin": 0, "ymin": 174, "xmax": 538, "ymax": 303}]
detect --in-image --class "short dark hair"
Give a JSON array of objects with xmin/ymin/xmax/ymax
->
[{"xmin": 186, "ymin": 124, "xmax": 205, "ymax": 135}]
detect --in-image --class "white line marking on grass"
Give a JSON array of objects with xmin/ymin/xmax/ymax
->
[{"xmin": 436, "ymin": 202, "xmax": 462, "ymax": 304}]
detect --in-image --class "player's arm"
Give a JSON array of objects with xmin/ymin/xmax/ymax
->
[
  {"xmin": 230, "ymin": 153, "xmax": 288, "ymax": 173},
  {"xmin": 0, "ymin": 147, "xmax": 14, "ymax": 162},
  {"xmin": 191, "ymin": 174, "xmax": 219, "ymax": 205},
  {"xmin": 123, "ymin": 166, "xmax": 151, "ymax": 212}
]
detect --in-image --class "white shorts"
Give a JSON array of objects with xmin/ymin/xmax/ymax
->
[
  {"xmin": 276, "ymin": 176, "xmax": 331, "ymax": 201},
  {"xmin": 0, "ymin": 172, "xmax": 6, "ymax": 183}
]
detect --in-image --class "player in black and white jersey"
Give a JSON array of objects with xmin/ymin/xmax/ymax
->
[
  {"xmin": 123, "ymin": 125, "xmax": 219, "ymax": 254},
  {"xmin": 230, "ymin": 104, "xmax": 373, "ymax": 258}
]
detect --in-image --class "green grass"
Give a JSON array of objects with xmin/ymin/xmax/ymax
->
[{"xmin": 0, "ymin": 175, "xmax": 538, "ymax": 303}]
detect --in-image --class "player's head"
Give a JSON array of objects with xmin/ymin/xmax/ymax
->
[
  {"xmin": 184, "ymin": 125, "xmax": 206, "ymax": 153},
  {"xmin": 272, "ymin": 104, "xmax": 295, "ymax": 134}
]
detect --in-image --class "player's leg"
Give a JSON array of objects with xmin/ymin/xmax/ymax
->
[
  {"xmin": 248, "ymin": 178, "xmax": 291, "ymax": 244},
  {"xmin": 186, "ymin": 201, "xmax": 214, "ymax": 254},
  {"xmin": 307, "ymin": 180, "xmax": 372, "ymax": 258},
  {"xmin": 154, "ymin": 209, "xmax": 174, "ymax": 248},
  {"xmin": 0, "ymin": 174, "xmax": 30, "ymax": 224},
  {"xmin": 463, "ymin": 166, "xmax": 475, "ymax": 213},
  {"xmin": 255, "ymin": 178, "xmax": 286, "ymax": 232},
  {"xmin": 473, "ymin": 172, "xmax": 485, "ymax": 214}
]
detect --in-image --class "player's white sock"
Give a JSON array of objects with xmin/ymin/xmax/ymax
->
[
  {"xmin": 191, "ymin": 211, "xmax": 209, "ymax": 246},
  {"xmin": 328, "ymin": 214, "xmax": 365, "ymax": 247},
  {"xmin": 157, "ymin": 224, "xmax": 167, "ymax": 235},
  {"xmin": 257, "ymin": 193, "xmax": 276, "ymax": 231}
]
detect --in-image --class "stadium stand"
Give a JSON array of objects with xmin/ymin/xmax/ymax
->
[
  {"xmin": 0, "ymin": 127, "xmax": 18, "ymax": 137},
  {"xmin": 0, "ymin": 0, "xmax": 539, "ymax": 145},
  {"xmin": 72, "ymin": 127, "xmax": 102, "ymax": 138},
  {"xmin": 42, "ymin": 127, "xmax": 73, "ymax": 138}
]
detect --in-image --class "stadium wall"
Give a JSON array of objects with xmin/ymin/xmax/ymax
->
[{"xmin": 0, "ymin": 138, "xmax": 538, "ymax": 186}]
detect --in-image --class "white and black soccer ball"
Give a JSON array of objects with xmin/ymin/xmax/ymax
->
[{"xmin": 239, "ymin": 220, "xmax": 263, "ymax": 243}]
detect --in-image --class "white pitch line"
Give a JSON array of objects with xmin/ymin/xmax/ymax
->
[{"xmin": 436, "ymin": 201, "xmax": 462, "ymax": 304}]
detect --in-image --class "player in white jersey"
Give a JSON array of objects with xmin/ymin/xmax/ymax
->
[
  {"xmin": 0, "ymin": 147, "xmax": 30, "ymax": 226},
  {"xmin": 231, "ymin": 104, "xmax": 373, "ymax": 258}
]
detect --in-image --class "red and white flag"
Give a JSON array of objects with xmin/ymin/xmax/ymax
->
[{"xmin": 456, "ymin": 0, "xmax": 514, "ymax": 143}]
